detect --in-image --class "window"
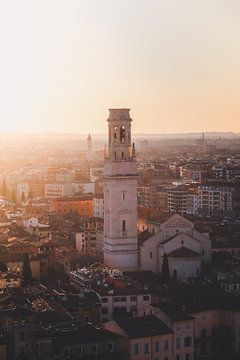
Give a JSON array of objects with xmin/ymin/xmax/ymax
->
[
  {"xmin": 176, "ymin": 337, "xmax": 180, "ymax": 349},
  {"xmin": 102, "ymin": 308, "xmax": 108, "ymax": 314},
  {"xmin": 120, "ymin": 126, "xmax": 126, "ymax": 142},
  {"xmin": 155, "ymin": 341, "xmax": 160, "ymax": 352},
  {"xmin": 92, "ymin": 344, "xmax": 98, "ymax": 354},
  {"xmin": 176, "ymin": 356, "xmax": 180, "ymax": 360},
  {"xmin": 186, "ymin": 353, "xmax": 190, "ymax": 360},
  {"xmin": 76, "ymin": 347, "xmax": 83, "ymax": 357},
  {"xmin": 130, "ymin": 296, "xmax": 137, "ymax": 301},
  {"xmin": 164, "ymin": 340, "xmax": 169, "ymax": 351},
  {"xmin": 122, "ymin": 220, "xmax": 126, "ymax": 232},
  {"xmin": 64, "ymin": 348, "xmax": 70, "ymax": 358},
  {"xmin": 150, "ymin": 252, "xmax": 153, "ymax": 259},
  {"xmin": 102, "ymin": 298, "xmax": 108, "ymax": 303},
  {"xmin": 143, "ymin": 295, "xmax": 149, "ymax": 301},
  {"xmin": 184, "ymin": 337, "xmax": 192, "ymax": 347},
  {"xmin": 114, "ymin": 126, "xmax": 117, "ymax": 142},
  {"xmin": 173, "ymin": 269, "xmax": 177, "ymax": 280},
  {"xmin": 134, "ymin": 344, "xmax": 139, "ymax": 355},
  {"xmin": 144, "ymin": 343, "xmax": 149, "ymax": 354},
  {"xmin": 108, "ymin": 343, "xmax": 115, "ymax": 352},
  {"xmin": 201, "ymin": 329, "xmax": 207, "ymax": 338},
  {"xmin": 113, "ymin": 297, "xmax": 120, "ymax": 302},
  {"xmin": 121, "ymin": 297, "xmax": 127, "ymax": 302}
]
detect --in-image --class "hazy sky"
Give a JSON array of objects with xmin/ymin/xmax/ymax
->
[{"xmin": 0, "ymin": 0, "xmax": 240, "ymax": 134}]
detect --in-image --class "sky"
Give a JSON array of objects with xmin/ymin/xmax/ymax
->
[{"xmin": 0, "ymin": 0, "xmax": 239, "ymax": 134}]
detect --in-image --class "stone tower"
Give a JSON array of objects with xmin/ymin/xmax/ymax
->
[
  {"xmin": 103, "ymin": 109, "xmax": 138, "ymax": 271},
  {"xmin": 87, "ymin": 134, "xmax": 92, "ymax": 161}
]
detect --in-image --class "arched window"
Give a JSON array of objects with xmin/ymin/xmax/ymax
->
[
  {"xmin": 120, "ymin": 126, "xmax": 126, "ymax": 142},
  {"xmin": 122, "ymin": 220, "xmax": 126, "ymax": 232},
  {"xmin": 173, "ymin": 269, "xmax": 177, "ymax": 280},
  {"xmin": 114, "ymin": 126, "xmax": 117, "ymax": 142}
]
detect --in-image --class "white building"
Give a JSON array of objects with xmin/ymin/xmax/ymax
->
[
  {"xmin": 139, "ymin": 213, "xmax": 211, "ymax": 280},
  {"xmin": 103, "ymin": 109, "xmax": 138, "ymax": 271},
  {"xmin": 93, "ymin": 196, "xmax": 104, "ymax": 218},
  {"xmin": 75, "ymin": 231, "xmax": 85, "ymax": 252},
  {"xmin": 75, "ymin": 181, "xmax": 95, "ymax": 194},
  {"xmin": 44, "ymin": 182, "xmax": 73, "ymax": 199},
  {"xmin": 98, "ymin": 290, "xmax": 152, "ymax": 323}
]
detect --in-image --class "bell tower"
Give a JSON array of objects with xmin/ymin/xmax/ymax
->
[{"xmin": 103, "ymin": 109, "xmax": 138, "ymax": 271}]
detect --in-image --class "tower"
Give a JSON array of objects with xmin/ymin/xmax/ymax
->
[
  {"xmin": 103, "ymin": 109, "xmax": 138, "ymax": 271},
  {"xmin": 87, "ymin": 134, "xmax": 92, "ymax": 161}
]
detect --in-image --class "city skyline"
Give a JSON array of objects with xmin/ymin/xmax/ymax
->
[{"xmin": 0, "ymin": 0, "xmax": 240, "ymax": 134}]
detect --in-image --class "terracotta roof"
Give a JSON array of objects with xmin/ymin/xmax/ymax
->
[
  {"xmin": 167, "ymin": 246, "xmax": 200, "ymax": 258},
  {"xmin": 53, "ymin": 325, "xmax": 122, "ymax": 347},
  {"xmin": 137, "ymin": 207, "xmax": 174, "ymax": 223},
  {"xmin": 116, "ymin": 315, "xmax": 172, "ymax": 339}
]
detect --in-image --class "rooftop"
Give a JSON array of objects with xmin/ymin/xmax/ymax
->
[
  {"xmin": 116, "ymin": 315, "xmax": 172, "ymax": 339},
  {"xmin": 168, "ymin": 246, "xmax": 200, "ymax": 258}
]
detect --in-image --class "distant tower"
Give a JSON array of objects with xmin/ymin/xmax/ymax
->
[
  {"xmin": 202, "ymin": 133, "xmax": 206, "ymax": 153},
  {"xmin": 103, "ymin": 109, "xmax": 138, "ymax": 271},
  {"xmin": 87, "ymin": 134, "xmax": 92, "ymax": 161}
]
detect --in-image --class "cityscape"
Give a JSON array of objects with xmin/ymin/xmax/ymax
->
[{"xmin": 1, "ymin": 1, "xmax": 240, "ymax": 360}]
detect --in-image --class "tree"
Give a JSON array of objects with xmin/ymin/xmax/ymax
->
[
  {"xmin": 0, "ymin": 262, "xmax": 7, "ymax": 272},
  {"xmin": 22, "ymin": 253, "xmax": 32, "ymax": 287},
  {"xmin": 161, "ymin": 254, "xmax": 169, "ymax": 284}
]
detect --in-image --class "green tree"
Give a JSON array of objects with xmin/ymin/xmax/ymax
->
[
  {"xmin": 161, "ymin": 254, "xmax": 170, "ymax": 284},
  {"xmin": 22, "ymin": 253, "xmax": 32, "ymax": 287}
]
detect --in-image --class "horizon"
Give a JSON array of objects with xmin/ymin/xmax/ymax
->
[{"xmin": 0, "ymin": 1, "xmax": 240, "ymax": 134}]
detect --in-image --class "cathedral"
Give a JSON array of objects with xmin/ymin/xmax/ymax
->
[{"xmin": 103, "ymin": 109, "xmax": 211, "ymax": 277}]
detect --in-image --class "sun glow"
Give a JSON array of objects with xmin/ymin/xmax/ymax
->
[{"xmin": 0, "ymin": 0, "xmax": 240, "ymax": 134}]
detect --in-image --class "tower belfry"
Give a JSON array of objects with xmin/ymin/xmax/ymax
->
[{"xmin": 103, "ymin": 109, "xmax": 138, "ymax": 271}]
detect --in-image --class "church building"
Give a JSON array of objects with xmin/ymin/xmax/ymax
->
[{"xmin": 138, "ymin": 211, "xmax": 211, "ymax": 280}]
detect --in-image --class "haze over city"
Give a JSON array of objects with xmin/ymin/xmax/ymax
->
[
  {"xmin": 0, "ymin": 0, "xmax": 240, "ymax": 134},
  {"xmin": 1, "ymin": 2, "xmax": 240, "ymax": 360}
]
